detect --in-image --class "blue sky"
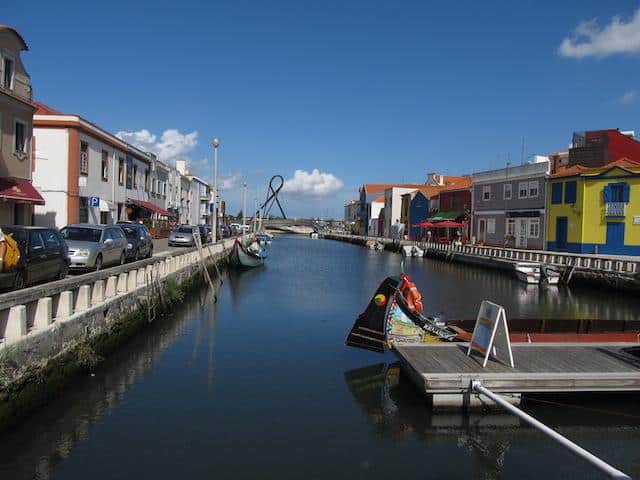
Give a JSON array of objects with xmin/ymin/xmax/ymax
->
[{"xmin": 4, "ymin": 0, "xmax": 640, "ymax": 217}]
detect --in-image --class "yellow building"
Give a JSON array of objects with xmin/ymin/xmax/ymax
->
[{"xmin": 546, "ymin": 159, "xmax": 640, "ymax": 255}]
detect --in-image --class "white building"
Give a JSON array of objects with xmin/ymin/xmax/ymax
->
[
  {"xmin": 32, "ymin": 102, "xmax": 170, "ymax": 228},
  {"xmin": 383, "ymin": 187, "xmax": 421, "ymax": 237},
  {"xmin": 368, "ymin": 195, "xmax": 385, "ymax": 236}
]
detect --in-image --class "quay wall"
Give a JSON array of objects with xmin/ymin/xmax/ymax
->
[
  {"xmin": 0, "ymin": 237, "xmax": 241, "ymax": 429},
  {"xmin": 323, "ymin": 233, "xmax": 640, "ymax": 292}
]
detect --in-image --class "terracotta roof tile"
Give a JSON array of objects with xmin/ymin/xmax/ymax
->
[{"xmin": 33, "ymin": 101, "xmax": 61, "ymax": 115}]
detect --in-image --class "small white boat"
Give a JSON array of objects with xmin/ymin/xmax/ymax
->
[
  {"xmin": 402, "ymin": 245, "xmax": 413, "ymax": 257},
  {"xmin": 310, "ymin": 232, "xmax": 319, "ymax": 239},
  {"xmin": 514, "ymin": 263, "xmax": 541, "ymax": 284},
  {"xmin": 542, "ymin": 266, "xmax": 561, "ymax": 285},
  {"xmin": 412, "ymin": 246, "xmax": 424, "ymax": 257}
]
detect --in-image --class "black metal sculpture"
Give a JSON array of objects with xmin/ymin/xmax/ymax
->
[{"xmin": 259, "ymin": 175, "xmax": 286, "ymax": 219}]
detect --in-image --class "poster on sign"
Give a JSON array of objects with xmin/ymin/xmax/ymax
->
[{"xmin": 466, "ymin": 300, "xmax": 514, "ymax": 368}]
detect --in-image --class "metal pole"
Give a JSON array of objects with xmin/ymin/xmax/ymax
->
[
  {"xmin": 242, "ymin": 182, "xmax": 247, "ymax": 234},
  {"xmin": 211, "ymin": 138, "xmax": 220, "ymax": 243},
  {"xmin": 471, "ymin": 381, "xmax": 630, "ymax": 479}
]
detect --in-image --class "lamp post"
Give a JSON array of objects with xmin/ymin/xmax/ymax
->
[
  {"xmin": 242, "ymin": 182, "xmax": 247, "ymax": 235},
  {"xmin": 211, "ymin": 138, "xmax": 220, "ymax": 243}
]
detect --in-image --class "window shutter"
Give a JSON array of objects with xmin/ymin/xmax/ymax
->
[
  {"xmin": 603, "ymin": 186, "xmax": 611, "ymax": 203},
  {"xmin": 622, "ymin": 183, "xmax": 630, "ymax": 203}
]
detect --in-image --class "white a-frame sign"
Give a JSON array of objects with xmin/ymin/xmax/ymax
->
[{"xmin": 467, "ymin": 300, "xmax": 514, "ymax": 368}]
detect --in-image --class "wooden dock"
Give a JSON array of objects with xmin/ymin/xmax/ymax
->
[{"xmin": 394, "ymin": 343, "xmax": 640, "ymax": 404}]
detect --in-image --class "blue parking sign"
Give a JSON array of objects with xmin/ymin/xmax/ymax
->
[{"xmin": 89, "ymin": 196, "xmax": 100, "ymax": 208}]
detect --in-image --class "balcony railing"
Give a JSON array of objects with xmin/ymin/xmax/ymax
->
[{"xmin": 605, "ymin": 202, "xmax": 626, "ymax": 217}]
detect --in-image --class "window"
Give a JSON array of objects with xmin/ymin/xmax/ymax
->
[
  {"xmin": 528, "ymin": 180, "xmax": 539, "ymax": 198},
  {"xmin": 126, "ymin": 157, "xmax": 133, "ymax": 188},
  {"xmin": 133, "ymin": 165, "xmax": 138, "ymax": 188},
  {"xmin": 29, "ymin": 231, "xmax": 45, "ymax": 251},
  {"xmin": 528, "ymin": 218, "xmax": 540, "ymax": 238},
  {"xmin": 487, "ymin": 218, "xmax": 496, "ymax": 234},
  {"xmin": 43, "ymin": 230, "xmax": 61, "ymax": 249},
  {"xmin": 503, "ymin": 183, "xmax": 512, "ymax": 200},
  {"xmin": 100, "ymin": 211, "xmax": 109, "ymax": 224},
  {"xmin": 14, "ymin": 119, "xmax": 27, "ymax": 154},
  {"xmin": 144, "ymin": 169, "xmax": 149, "ymax": 192},
  {"xmin": 564, "ymin": 181, "xmax": 577, "ymax": 204},
  {"xmin": 118, "ymin": 157, "xmax": 125, "ymax": 185},
  {"xmin": 551, "ymin": 183, "xmax": 563, "ymax": 204},
  {"xmin": 101, "ymin": 150, "xmax": 109, "ymax": 181},
  {"xmin": 604, "ymin": 183, "xmax": 629, "ymax": 203},
  {"xmin": 80, "ymin": 142, "xmax": 89, "ymax": 175},
  {"xmin": 3, "ymin": 56, "xmax": 14, "ymax": 90},
  {"xmin": 518, "ymin": 182, "xmax": 528, "ymax": 198},
  {"xmin": 506, "ymin": 218, "xmax": 515, "ymax": 236},
  {"xmin": 79, "ymin": 197, "xmax": 89, "ymax": 223},
  {"xmin": 482, "ymin": 186, "xmax": 491, "ymax": 201}
]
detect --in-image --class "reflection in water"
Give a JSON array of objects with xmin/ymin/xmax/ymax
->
[
  {"xmin": 344, "ymin": 362, "xmax": 640, "ymax": 479},
  {"xmin": 0, "ymin": 283, "xmax": 220, "ymax": 480},
  {"xmin": 0, "ymin": 237, "xmax": 639, "ymax": 480}
]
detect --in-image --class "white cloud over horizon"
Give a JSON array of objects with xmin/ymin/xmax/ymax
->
[
  {"xmin": 116, "ymin": 128, "xmax": 199, "ymax": 164},
  {"xmin": 617, "ymin": 90, "xmax": 637, "ymax": 105},
  {"xmin": 559, "ymin": 8, "xmax": 640, "ymax": 58},
  {"xmin": 282, "ymin": 169, "xmax": 344, "ymax": 197}
]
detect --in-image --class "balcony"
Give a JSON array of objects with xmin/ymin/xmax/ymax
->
[{"xmin": 605, "ymin": 202, "xmax": 626, "ymax": 217}]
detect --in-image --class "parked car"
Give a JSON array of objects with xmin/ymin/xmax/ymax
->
[
  {"xmin": 168, "ymin": 225, "xmax": 201, "ymax": 247},
  {"xmin": 218, "ymin": 225, "xmax": 231, "ymax": 239},
  {"xmin": 229, "ymin": 223, "xmax": 241, "ymax": 235},
  {"xmin": 60, "ymin": 224, "xmax": 128, "ymax": 271},
  {"xmin": 198, "ymin": 225, "xmax": 212, "ymax": 244},
  {"xmin": 0, "ymin": 226, "xmax": 69, "ymax": 291},
  {"xmin": 117, "ymin": 222, "xmax": 154, "ymax": 260}
]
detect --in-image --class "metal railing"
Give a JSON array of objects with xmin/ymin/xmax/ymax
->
[{"xmin": 605, "ymin": 202, "xmax": 626, "ymax": 217}]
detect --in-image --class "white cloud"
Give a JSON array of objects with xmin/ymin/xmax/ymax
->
[
  {"xmin": 116, "ymin": 128, "xmax": 198, "ymax": 163},
  {"xmin": 219, "ymin": 172, "xmax": 242, "ymax": 190},
  {"xmin": 559, "ymin": 9, "xmax": 640, "ymax": 58},
  {"xmin": 617, "ymin": 90, "xmax": 637, "ymax": 104},
  {"xmin": 282, "ymin": 169, "xmax": 344, "ymax": 197}
]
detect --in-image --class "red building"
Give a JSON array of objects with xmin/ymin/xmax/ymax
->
[{"xmin": 566, "ymin": 130, "xmax": 640, "ymax": 169}]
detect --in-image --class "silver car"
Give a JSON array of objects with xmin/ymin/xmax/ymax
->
[
  {"xmin": 168, "ymin": 225, "xmax": 201, "ymax": 247},
  {"xmin": 60, "ymin": 224, "xmax": 128, "ymax": 271}
]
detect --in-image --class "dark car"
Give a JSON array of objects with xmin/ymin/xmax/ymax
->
[
  {"xmin": 218, "ymin": 225, "xmax": 231, "ymax": 239},
  {"xmin": 117, "ymin": 222, "xmax": 154, "ymax": 260},
  {"xmin": 0, "ymin": 226, "xmax": 69, "ymax": 291},
  {"xmin": 198, "ymin": 225, "xmax": 212, "ymax": 244}
]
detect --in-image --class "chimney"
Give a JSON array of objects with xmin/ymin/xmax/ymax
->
[{"xmin": 176, "ymin": 159, "xmax": 187, "ymax": 175}]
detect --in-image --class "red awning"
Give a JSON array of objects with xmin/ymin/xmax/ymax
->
[
  {"xmin": 0, "ymin": 178, "xmax": 45, "ymax": 205},
  {"xmin": 433, "ymin": 220, "xmax": 464, "ymax": 228},
  {"xmin": 413, "ymin": 221, "xmax": 435, "ymax": 228},
  {"xmin": 128, "ymin": 199, "xmax": 170, "ymax": 216}
]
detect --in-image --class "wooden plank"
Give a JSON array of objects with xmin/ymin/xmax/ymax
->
[{"xmin": 394, "ymin": 343, "xmax": 640, "ymax": 394}]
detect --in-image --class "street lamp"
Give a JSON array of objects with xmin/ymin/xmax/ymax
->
[
  {"xmin": 242, "ymin": 182, "xmax": 247, "ymax": 235},
  {"xmin": 211, "ymin": 138, "xmax": 220, "ymax": 243}
]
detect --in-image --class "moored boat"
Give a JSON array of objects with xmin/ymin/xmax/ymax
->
[
  {"xmin": 542, "ymin": 265, "xmax": 561, "ymax": 285},
  {"xmin": 230, "ymin": 239, "xmax": 267, "ymax": 268},
  {"xmin": 346, "ymin": 274, "xmax": 640, "ymax": 353},
  {"xmin": 514, "ymin": 263, "xmax": 541, "ymax": 284}
]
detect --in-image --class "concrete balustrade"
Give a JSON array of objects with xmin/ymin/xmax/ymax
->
[
  {"xmin": 0, "ymin": 237, "xmax": 238, "ymax": 346},
  {"xmin": 34, "ymin": 297, "xmax": 53, "ymax": 329},
  {"xmin": 56, "ymin": 291, "xmax": 74, "ymax": 320},
  {"xmin": 92, "ymin": 280, "xmax": 105, "ymax": 306},
  {"xmin": 75, "ymin": 285, "xmax": 92, "ymax": 312}
]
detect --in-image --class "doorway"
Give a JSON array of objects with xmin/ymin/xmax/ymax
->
[{"xmin": 556, "ymin": 217, "xmax": 568, "ymax": 250}]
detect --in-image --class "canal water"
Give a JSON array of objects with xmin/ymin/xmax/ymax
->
[{"xmin": 1, "ymin": 236, "xmax": 639, "ymax": 479}]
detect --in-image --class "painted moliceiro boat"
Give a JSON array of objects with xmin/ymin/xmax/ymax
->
[
  {"xmin": 230, "ymin": 239, "xmax": 267, "ymax": 268},
  {"xmin": 346, "ymin": 275, "xmax": 640, "ymax": 353}
]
